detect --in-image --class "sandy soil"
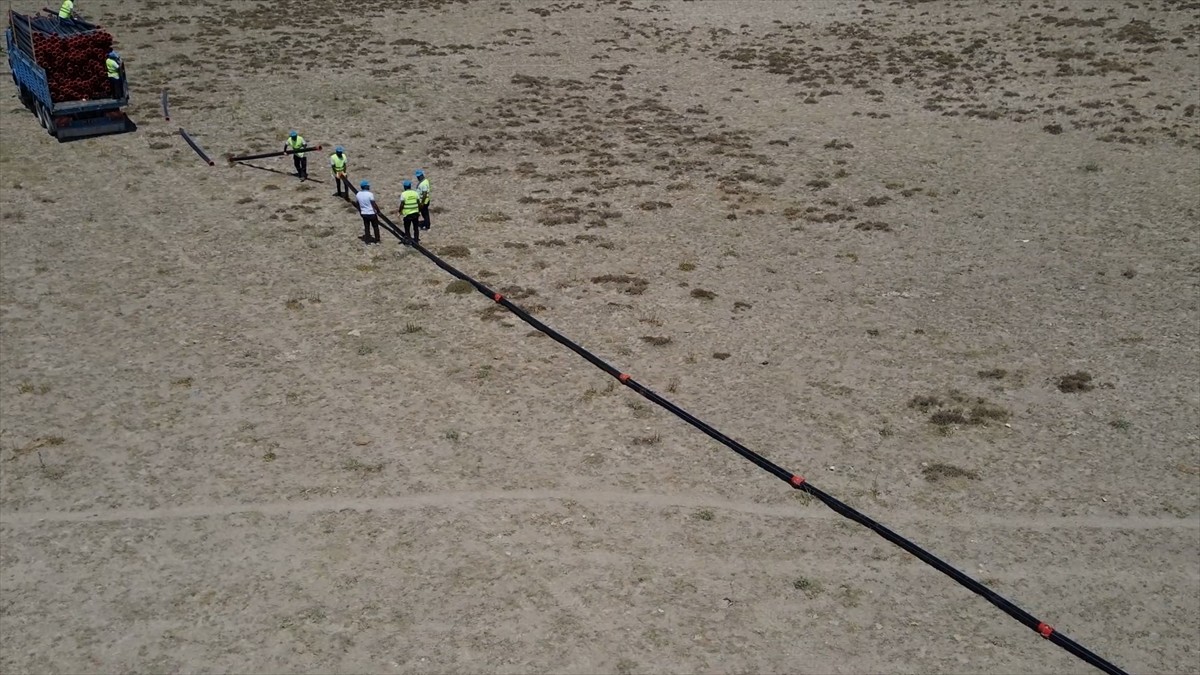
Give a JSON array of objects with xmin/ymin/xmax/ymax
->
[{"xmin": 2, "ymin": 0, "xmax": 1198, "ymax": 673}]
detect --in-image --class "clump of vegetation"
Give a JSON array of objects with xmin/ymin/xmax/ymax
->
[
  {"xmin": 977, "ymin": 368, "xmax": 1007, "ymax": 380},
  {"xmin": 690, "ymin": 288, "xmax": 717, "ymax": 300},
  {"xmin": 855, "ymin": 221, "xmax": 892, "ymax": 232},
  {"xmin": 591, "ymin": 274, "xmax": 649, "ymax": 295},
  {"xmin": 446, "ymin": 280, "xmax": 473, "ymax": 294},
  {"xmin": 793, "ymin": 577, "xmax": 823, "ymax": 597},
  {"xmin": 908, "ymin": 395, "xmax": 942, "ymax": 411},
  {"xmin": 929, "ymin": 409, "xmax": 969, "ymax": 426},
  {"xmin": 922, "ymin": 463, "xmax": 979, "ymax": 482},
  {"xmin": 1114, "ymin": 19, "xmax": 1161, "ymax": 44},
  {"xmin": 969, "ymin": 403, "xmax": 1010, "ymax": 424},
  {"xmin": 913, "ymin": 390, "xmax": 1010, "ymax": 428},
  {"xmin": 638, "ymin": 201, "xmax": 673, "ymax": 211},
  {"xmin": 343, "ymin": 458, "xmax": 385, "ymax": 473},
  {"xmin": 439, "ymin": 245, "xmax": 471, "ymax": 258},
  {"xmin": 1057, "ymin": 371, "xmax": 1095, "ymax": 393},
  {"xmin": 641, "ymin": 336, "xmax": 672, "ymax": 347}
]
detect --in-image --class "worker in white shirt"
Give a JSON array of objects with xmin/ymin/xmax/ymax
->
[{"xmin": 356, "ymin": 180, "xmax": 381, "ymax": 244}]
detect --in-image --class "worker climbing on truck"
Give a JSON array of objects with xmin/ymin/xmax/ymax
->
[
  {"xmin": 105, "ymin": 50, "xmax": 122, "ymax": 99},
  {"xmin": 286, "ymin": 130, "xmax": 308, "ymax": 180},
  {"xmin": 58, "ymin": 0, "xmax": 76, "ymax": 20}
]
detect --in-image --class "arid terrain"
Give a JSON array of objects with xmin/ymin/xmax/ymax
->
[{"xmin": 2, "ymin": 0, "xmax": 1198, "ymax": 673}]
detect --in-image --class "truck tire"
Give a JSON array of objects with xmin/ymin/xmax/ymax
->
[
  {"xmin": 17, "ymin": 86, "xmax": 33, "ymax": 110},
  {"xmin": 35, "ymin": 102, "xmax": 48, "ymax": 129},
  {"xmin": 35, "ymin": 102, "xmax": 57, "ymax": 137}
]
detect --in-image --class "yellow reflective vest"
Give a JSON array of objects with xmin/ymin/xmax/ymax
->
[
  {"xmin": 105, "ymin": 57, "xmax": 120, "ymax": 79},
  {"xmin": 58, "ymin": 0, "xmax": 73, "ymax": 19},
  {"xmin": 330, "ymin": 153, "xmax": 347, "ymax": 174},
  {"xmin": 287, "ymin": 135, "xmax": 306, "ymax": 158},
  {"xmin": 400, "ymin": 190, "xmax": 420, "ymax": 216}
]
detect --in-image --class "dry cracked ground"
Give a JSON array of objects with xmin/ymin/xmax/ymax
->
[{"xmin": 1, "ymin": 0, "xmax": 1198, "ymax": 673}]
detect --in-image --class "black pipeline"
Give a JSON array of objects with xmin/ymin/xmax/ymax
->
[
  {"xmin": 161, "ymin": 89, "xmax": 169, "ymax": 121},
  {"xmin": 342, "ymin": 184, "xmax": 1130, "ymax": 675},
  {"xmin": 179, "ymin": 128, "xmax": 213, "ymax": 166},
  {"xmin": 227, "ymin": 146, "xmax": 322, "ymax": 164}
]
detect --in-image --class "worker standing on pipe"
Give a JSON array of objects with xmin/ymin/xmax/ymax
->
[
  {"xmin": 58, "ymin": 0, "xmax": 75, "ymax": 19},
  {"xmin": 286, "ymin": 131, "xmax": 308, "ymax": 180},
  {"xmin": 356, "ymin": 180, "xmax": 381, "ymax": 244},
  {"xmin": 415, "ymin": 169, "xmax": 432, "ymax": 231},
  {"xmin": 400, "ymin": 180, "xmax": 421, "ymax": 244},
  {"xmin": 330, "ymin": 147, "xmax": 349, "ymax": 199}
]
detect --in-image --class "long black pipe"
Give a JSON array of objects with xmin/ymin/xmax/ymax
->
[
  {"xmin": 342, "ymin": 184, "xmax": 1131, "ymax": 675},
  {"xmin": 178, "ymin": 128, "xmax": 214, "ymax": 166},
  {"xmin": 161, "ymin": 90, "xmax": 169, "ymax": 121},
  {"xmin": 228, "ymin": 146, "xmax": 321, "ymax": 163}
]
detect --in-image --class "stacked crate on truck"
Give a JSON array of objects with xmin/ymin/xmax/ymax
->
[{"xmin": 6, "ymin": 9, "xmax": 129, "ymax": 139}]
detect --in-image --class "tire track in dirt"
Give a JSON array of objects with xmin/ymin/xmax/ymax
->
[{"xmin": 1, "ymin": 489, "xmax": 1195, "ymax": 532}]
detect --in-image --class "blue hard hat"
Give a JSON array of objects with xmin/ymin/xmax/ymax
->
[
  {"xmin": 289, "ymin": 130, "xmax": 298, "ymax": 138},
  {"xmin": 335, "ymin": 146, "xmax": 344, "ymax": 153},
  {"xmin": 403, "ymin": 180, "xmax": 412, "ymax": 189},
  {"xmin": 415, "ymin": 169, "xmax": 425, "ymax": 178},
  {"xmin": 108, "ymin": 50, "xmax": 118, "ymax": 58},
  {"xmin": 360, "ymin": 180, "xmax": 369, "ymax": 188}
]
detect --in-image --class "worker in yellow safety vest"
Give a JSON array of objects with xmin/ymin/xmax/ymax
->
[
  {"xmin": 285, "ymin": 130, "xmax": 308, "ymax": 180},
  {"xmin": 414, "ymin": 169, "xmax": 431, "ymax": 231},
  {"xmin": 58, "ymin": 0, "xmax": 75, "ymax": 19},
  {"xmin": 399, "ymin": 180, "xmax": 422, "ymax": 244},
  {"xmin": 330, "ymin": 146, "xmax": 349, "ymax": 199},
  {"xmin": 105, "ymin": 51, "xmax": 122, "ymax": 99}
]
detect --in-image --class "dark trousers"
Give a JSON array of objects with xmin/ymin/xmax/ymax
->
[
  {"xmin": 109, "ymin": 77, "xmax": 121, "ymax": 99},
  {"xmin": 403, "ymin": 213, "xmax": 421, "ymax": 243},
  {"xmin": 418, "ymin": 204, "xmax": 431, "ymax": 230},
  {"xmin": 333, "ymin": 173, "xmax": 350, "ymax": 197},
  {"xmin": 361, "ymin": 214, "xmax": 380, "ymax": 242},
  {"xmin": 293, "ymin": 154, "xmax": 308, "ymax": 178}
]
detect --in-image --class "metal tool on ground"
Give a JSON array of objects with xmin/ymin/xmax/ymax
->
[
  {"xmin": 227, "ymin": 146, "xmax": 321, "ymax": 164},
  {"xmin": 340, "ymin": 183, "xmax": 1130, "ymax": 675},
  {"xmin": 179, "ymin": 128, "xmax": 214, "ymax": 166},
  {"xmin": 5, "ymin": 9, "xmax": 130, "ymax": 139}
]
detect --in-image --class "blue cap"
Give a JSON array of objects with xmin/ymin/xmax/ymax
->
[
  {"xmin": 335, "ymin": 146, "xmax": 344, "ymax": 153},
  {"xmin": 360, "ymin": 180, "xmax": 369, "ymax": 188},
  {"xmin": 403, "ymin": 180, "xmax": 412, "ymax": 189},
  {"xmin": 289, "ymin": 130, "xmax": 298, "ymax": 138},
  {"xmin": 108, "ymin": 50, "xmax": 118, "ymax": 58},
  {"xmin": 415, "ymin": 169, "xmax": 424, "ymax": 178}
]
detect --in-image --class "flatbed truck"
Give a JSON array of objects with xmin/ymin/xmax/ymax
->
[{"xmin": 5, "ymin": 9, "xmax": 130, "ymax": 140}]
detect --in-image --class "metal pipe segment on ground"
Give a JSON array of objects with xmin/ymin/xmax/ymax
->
[
  {"xmin": 179, "ymin": 128, "xmax": 214, "ymax": 166},
  {"xmin": 227, "ymin": 146, "xmax": 322, "ymax": 163}
]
